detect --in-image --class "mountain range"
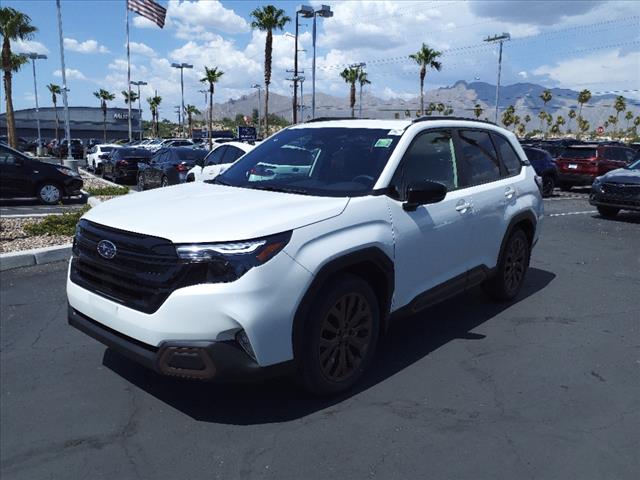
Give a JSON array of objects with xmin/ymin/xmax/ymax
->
[{"xmin": 202, "ymin": 81, "xmax": 639, "ymax": 130}]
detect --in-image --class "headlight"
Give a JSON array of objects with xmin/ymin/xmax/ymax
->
[
  {"xmin": 175, "ymin": 231, "xmax": 292, "ymax": 283},
  {"xmin": 56, "ymin": 167, "xmax": 78, "ymax": 177}
]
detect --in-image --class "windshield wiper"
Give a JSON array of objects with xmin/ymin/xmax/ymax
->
[
  {"xmin": 247, "ymin": 185, "xmax": 309, "ymax": 195},
  {"xmin": 207, "ymin": 177, "xmax": 232, "ymax": 186}
]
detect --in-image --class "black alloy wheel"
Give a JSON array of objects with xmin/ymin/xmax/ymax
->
[
  {"xmin": 483, "ymin": 229, "xmax": 530, "ymax": 301},
  {"xmin": 137, "ymin": 172, "xmax": 146, "ymax": 191}
]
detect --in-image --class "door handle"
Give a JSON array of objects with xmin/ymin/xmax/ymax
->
[
  {"xmin": 504, "ymin": 187, "xmax": 516, "ymax": 199},
  {"xmin": 455, "ymin": 200, "xmax": 472, "ymax": 213}
]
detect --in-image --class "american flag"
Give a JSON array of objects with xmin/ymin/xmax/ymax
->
[{"xmin": 127, "ymin": 0, "xmax": 167, "ymax": 29}]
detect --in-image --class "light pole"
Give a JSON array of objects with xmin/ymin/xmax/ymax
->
[
  {"xmin": 294, "ymin": 5, "xmax": 314, "ymax": 124},
  {"xmin": 298, "ymin": 76, "xmax": 305, "ymax": 121},
  {"xmin": 251, "ymin": 84, "xmax": 262, "ymax": 138},
  {"xmin": 171, "ymin": 62, "xmax": 193, "ymax": 137},
  {"xmin": 25, "ymin": 52, "xmax": 47, "ymax": 155},
  {"xmin": 130, "ymin": 80, "xmax": 147, "ymax": 140},
  {"xmin": 484, "ymin": 32, "xmax": 510, "ymax": 124},
  {"xmin": 310, "ymin": 5, "xmax": 333, "ymax": 119},
  {"xmin": 198, "ymin": 89, "xmax": 208, "ymax": 140},
  {"xmin": 55, "ymin": 0, "xmax": 75, "ymax": 170}
]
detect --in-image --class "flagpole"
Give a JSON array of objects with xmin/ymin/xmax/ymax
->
[{"xmin": 126, "ymin": 1, "xmax": 132, "ymax": 142}]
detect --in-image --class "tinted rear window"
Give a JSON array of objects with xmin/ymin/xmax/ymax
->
[
  {"xmin": 561, "ymin": 148, "xmax": 597, "ymax": 159},
  {"xmin": 102, "ymin": 146, "xmax": 114, "ymax": 152},
  {"xmin": 176, "ymin": 149, "xmax": 207, "ymax": 161}
]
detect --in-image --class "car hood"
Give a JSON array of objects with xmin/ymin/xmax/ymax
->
[
  {"xmin": 82, "ymin": 182, "xmax": 349, "ymax": 243},
  {"xmin": 601, "ymin": 168, "xmax": 640, "ymax": 184}
]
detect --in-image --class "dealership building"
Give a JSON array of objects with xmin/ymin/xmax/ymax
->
[{"xmin": 0, "ymin": 106, "xmax": 141, "ymax": 142}]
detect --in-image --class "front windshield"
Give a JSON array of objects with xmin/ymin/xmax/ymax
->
[
  {"xmin": 214, "ymin": 127, "xmax": 403, "ymax": 196},
  {"xmin": 628, "ymin": 158, "xmax": 640, "ymax": 170}
]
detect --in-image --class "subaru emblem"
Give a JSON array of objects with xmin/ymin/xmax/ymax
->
[{"xmin": 97, "ymin": 239, "xmax": 117, "ymax": 259}]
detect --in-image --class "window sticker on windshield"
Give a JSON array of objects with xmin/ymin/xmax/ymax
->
[
  {"xmin": 387, "ymin": 129, "xmax": 404, "ymax": 136},
  {"xmin": 375, "ymin": 138, "xmax": 393, "ymax": 148}
]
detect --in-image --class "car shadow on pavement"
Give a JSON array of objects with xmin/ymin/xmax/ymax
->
[
  {"xmin": 103, "ymin": 267, "xmax": 555, "ymax": 425},
  {"xmin": 592, "ymin": 212, "xmax": 640, "ymax": 224}
]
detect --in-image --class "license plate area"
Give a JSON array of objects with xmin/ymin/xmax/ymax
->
[{"xmin": 568, "ymin": 164, "xmax": 578, "ymax": 169}]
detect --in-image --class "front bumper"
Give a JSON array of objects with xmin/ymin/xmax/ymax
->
[
  {"xmin": 68, "ymin": 305, "xmax": 294, "ymax": 381},
  {"xmin": 557, "ymin": 172, "xmax": 596, "ymax": 186},
  {"xmin": 589, "ymin": 193, "xmax": 640, "ymax": 211},
  {"xmin": 64, "ymin": 178, "xmax": 84, "ymax": 196}
]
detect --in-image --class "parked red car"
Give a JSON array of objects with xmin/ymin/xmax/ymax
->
[{"xmin": 556, "ymin": 144, "xmax": 636, "ymax": 191}]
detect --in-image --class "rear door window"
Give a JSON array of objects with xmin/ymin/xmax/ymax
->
[
  {"xmin": 205, "ymin": 147, "xmax": 227, "ymax": 166},
  {"xmin": 492, "ymin": 134, "xmax": 522, "ymax": 176},
  {"xmin": 457, "ymin": 130, "xmax": 501, "ymax": 186},
  {"xmin": 221, "ymin": 146, "xmax": 245, "ymax": 164}
]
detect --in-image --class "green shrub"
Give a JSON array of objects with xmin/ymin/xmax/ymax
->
[
  {"xmin": 85, "ymin": 185, "xmax": 129, "ymax": 196},
  {"xmin": 24, "ymin": 206, "xmax": 91, "ymax": 237}
]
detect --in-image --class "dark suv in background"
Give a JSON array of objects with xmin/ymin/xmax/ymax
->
[
  {"xmin": 53, "ymin": 139, "xmax": 84, "ymax": 159},
  {"xmin": 555, "ymin": 144, "xmax": 636, "ymax": 191},
  {"xmin": 522, "ymin": 146, "xmax": 558, "ymax": 197},
  {"xmin": 101, "ymin": 147, "xmax": 153, "ymax": 183},
  {"xmin": 137, "ymin": 147, "xmax": 207, "ymax": 189}
]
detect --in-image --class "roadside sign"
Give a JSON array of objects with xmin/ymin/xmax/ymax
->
[
  {"xmin": 237, "ymin": 126, "xmax": 257, "ymax": 141},
  {"xmin": 597, "ymin": 126, "xmax": 604, "ymax": 135}
]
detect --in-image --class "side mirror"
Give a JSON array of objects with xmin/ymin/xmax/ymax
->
[{"xmin": 403, "ymin": 180, "xmax": 447, "ymax": 211}]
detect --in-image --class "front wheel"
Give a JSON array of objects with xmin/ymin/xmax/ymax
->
[
  {"xmin": 542, "ymin": 175, "xmax": 555, "ymax": 197},
  {"xmin": 483, "ymin": 229, "xmax": 530, "ymax": 301},
  {"xmin": 38, "ymin": 183, "xmax": 62, "ymax": 205},
  {"xmin": 298, "ymin": 274, "xmax": 380, "ymax": 395},
  {"xmin": 597, "ymin": 206, "xmax": 619, "ymax": 219}
]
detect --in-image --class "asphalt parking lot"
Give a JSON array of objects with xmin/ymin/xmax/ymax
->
[
  {"xmin": 0, "ymin": 196, "xmax": 88, "ymax": 217},
  {"xmin": 1, "ymin": 192, "xmax": 639, "ymax": 480}
]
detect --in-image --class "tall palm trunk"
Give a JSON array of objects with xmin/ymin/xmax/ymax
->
[
  {"xmin": 264, "ymin": 30, "xmax": 272, "ymax": 135},
  {"xmin": 350, "ymin": 83, "xmax": 356, "ymax": 118},
  {"xmin": 2, "ymin": 38, "xmax": 16, "ymax": 149},
  {"xmin": 419, "ymin": 66, "xmax": 425, "ymax": 115},
  {"xmin": 53, "ymin": 97, "xmax": 59, "ymax": 140},
  {"xmin": 208, "ymin": 85, "xmax": 213, "ymax": 149},
  {"xmin": 102, "ymin": 101, "xmax": 107, "ymax": 143}
]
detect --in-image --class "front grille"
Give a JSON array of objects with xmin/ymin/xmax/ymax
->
[
  {"xmin": 602, "ymin": 183, "xmax": 640, "ymax": 200},
  {"xmin": 70, "ymin": 220, "xmax": 205, "ymax": 314}
]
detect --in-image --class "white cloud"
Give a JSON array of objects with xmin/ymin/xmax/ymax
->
[
  {"xmin": 128, "ymin": 41, "xmax": 156, "ymax": 57},
  {"xmin": 533, "ymin": 49, "xmax": 640, "ymax": 91},
  {"xmin": 518, "ymin": 71, "xmax": 528, "ymax": 79},
  {"xmin": 64, "ymin": 38, "xmax": 109, "ymax": 54},
  {"xmin": 469, "ymin": 0, "xmax": 601, "ymax": 25},
  {"xmin": 132, "ymin": 15, "xmax": 160, "ymax": 29},
  {"xmin": 53, "ymin": 68, "xmax": 87, "ymax": 81},
  {"xmin": 11, "ymin": 38, "xmax": 49, "ymax": 55},
  {"xmin": 167, "ymin": 0, "xmax": 249, "ymax": 36}
]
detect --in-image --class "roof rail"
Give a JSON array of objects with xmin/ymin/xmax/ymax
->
[
  {"xmin": 304, "ymin": 117, "xmax": 371, "ymax": 123},
  {"xmin": 412, "ymin": 116, "xmax": 497, "ymax": 126}
]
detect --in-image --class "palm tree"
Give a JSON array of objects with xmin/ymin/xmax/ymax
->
[
  {"xmin": 540, "ymin": 89, "xmax": 552, "ymax": 114},
  {"xmin": 567, "ymin": 109, "xmax": 576, "ymax": 134},
  {"xmin": 607, "ymin": 115, "xmax": 617, "ymax": 134},
  {"xmin": 185, "ymin": 104, "xmax": 200, "ymax": 137},
  {"xmin": 146, "ymin": 95, "xmax": 161, "ymax": 137},
  {"xmin": 613, "ymin": 96, "xmax": 626, "ymax": 137},
  {"xmin": 1, "ymin": 7, "xmax": 37, "ymax": 149},
  {"xmin": 502, "ymin": 105, "xmax": 515, "ymax": 130},
  {"xmin": 556, "ymin": 115, "xmax": 565, "ymax": 136},
  {"xmin": 409, "ymin": 43, "xmax": 442, "ymax": 115},
  {"xmin": 426, "ymin": 102, "xmax": 436, "ymax": 115},
  {"xmin": 122, "ymin": 90, "xmax": 139, "ymax": 105},
  {"xmin": 578, "ymin": 117, "xmax": 590, "ymax": 136},
  {"xmin": 624, "ymin": 110, "xmax": 633, "ymax": 135},
  {"xmin": 200, "ymin": 66, "xmax": 224, "ymax": 148},
  {"xmin": 473, "ymin": 103, "xmax": 483, "ymax": 119},
  {"xmin": 250, "ymin": 5, "xmax": 290, "ymax": 135},
  {"xmin": 339, "ymin": 66, "xmax": 360, "ymax": 118},
  {"xmin": 524, "ymin": 114, "xmax": 531, "ymax": 130},
  {"xmin": 577, "ymin": 89, "xmax": 591, "ymax": 118},
  {"xmin": 357, "ymin": 70, "xmax": 371, "ymax": 118},
  {"xmin": 47, "ymin": 83, "xmax": 61, "ymax": 140},
  {"xmin": 538, "ymin": 110, "xmax": 547, "ymax": 135},
  {"xmin": 436, "ymin": 102, "xmax": 445, "ymax": 114},
  {"xmin": 93, "ymin": 89, "xmax": 115, "ymax": 142}
]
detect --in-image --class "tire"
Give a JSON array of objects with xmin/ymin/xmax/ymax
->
[
  {"xmin": 542, "ymin": 175, "xmax": 555, "ymax": 197},
  {"xmin": 92, "ymin": 160, "xmax": 96, "ymax": 172},
  {"xmin": 137, "ymin": 173, "xmax": 146, "ymax": 191},
  {"xmin": 161, "ymin": 175, "xmax": 169, "ymax": 187},
  {"xmin": 298, "ymin": 274, "xmax": 380, "ymax": 395},
  {"xmin": 38, "ymin": 183, "xmax": 63, "ymax": 205},
  {"xmin": 483, "ymin": 229, "xmax": 530, "ymax": 302},
  {"xmin": 597, "ymin": 206, "xmax": 619, "ymax": 219}
]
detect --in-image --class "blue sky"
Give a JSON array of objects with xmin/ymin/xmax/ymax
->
[{"xmin": 5, "ymin": 0, "xmax": 640, "ymax": 120}]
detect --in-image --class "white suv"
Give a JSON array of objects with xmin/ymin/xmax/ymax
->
[{"xmin": 67, "ymin": 118, "xmax": 543, "ymax": 394}]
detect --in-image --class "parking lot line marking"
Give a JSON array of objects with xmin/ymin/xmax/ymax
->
[{"xmin": 548, "ymin": 210, "xmax": 597, "ymax": 217}]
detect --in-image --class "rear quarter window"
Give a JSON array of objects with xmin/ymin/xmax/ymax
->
[
  {"xmin": 457, "ymin": 130, "xmax": 501, "ymax": 186},
  {"xmin": 492, "ymin": 134, "xmax": 522, "ymax": 176}
]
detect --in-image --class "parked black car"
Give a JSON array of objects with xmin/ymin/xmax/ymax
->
[
  {"xmin": 589, "ymin": 158, "xmax": 640, "ymax": 218},
  {"xmin": 522, "ymin": 146, "xmax": 558, "ymax": 197},
  {"xmin": 0, "ymin": 144, "xmax": 83, "ymax": 204},
  {"xmin": 0, "ymin": 135, "xmax": 32, "ymax": 152},
  {"xmin": 101, "ymin": 147, "xmax": 153, "ymax": 183},
  {"xmin": 53, "ymin": 139, "xmax": 84, "ymax": 159},
  {"xmin": 137, "ymin": 147, "xmax": 207, "ymax": 189}
]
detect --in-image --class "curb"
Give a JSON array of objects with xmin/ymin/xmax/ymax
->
[{"xmin": 0, "ymin": 243, "xmax": 72, "ymax": 272}]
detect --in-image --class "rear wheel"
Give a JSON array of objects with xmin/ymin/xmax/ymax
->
[
  {"xmin": 597, "ymin": 206, "xmax": 619, "ymax": 219},
  {"xmin": 38, "ymin": 183, "xmax": 62, "ymax": 205},
  {"xmin": 542, "ymin": 175, "xmax": 555, "ymax": 197},
  {"xmin": 298, "ymin": 274, "xmax": 380, "ymax": 395},
  {"xmin": 161, "ymin": 175, "xmax": 169, "ymax": 187},
  {"xmin": 484, "ymin": 229, "xmax": 530, "ymax": 301},
  {"xmin": 137, "ymin": 173, "xmax": 146, "ymax": 191}
]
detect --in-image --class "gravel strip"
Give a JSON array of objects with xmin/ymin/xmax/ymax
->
[{"xmin": 0, "ymin": 217, "xmax": 72, "ymax": 253}]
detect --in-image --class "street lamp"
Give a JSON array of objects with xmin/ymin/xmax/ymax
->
[
  {"xmin": 484, "ymin": 32, "xmax": 510, "ymax": 123},
  {"xmin": 296, "ymin": 76, "xmax": 305, "ymax": 121},
  {"xmin": 55, "ymin": 0, "xmax": 75, "ymax": 170},
  {"xmin": 251, "ymin": 84, "xmax": 262, "ymax": 138},
  {"xmin": 24, "ymin": 52, "xmax": 47, "ymax": 155},
  {"xmin": 293, "ymin": 5, "xmax": 314, "ymax": 123},
  {"xmin": 130, "ymin": 80, "xmax": 147, "ymax": 140},
  {"xmin": 171, "ymin": 62, "xmax": 193, "ymax": 137},
  {"xmin": 299, "ymin": 4, "xmax": 333, "ymax": 119}
]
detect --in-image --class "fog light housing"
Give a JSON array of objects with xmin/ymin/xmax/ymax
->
[{"xmin": 236, "ymin": 330, "xmax": 256, "ymax": 361}]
